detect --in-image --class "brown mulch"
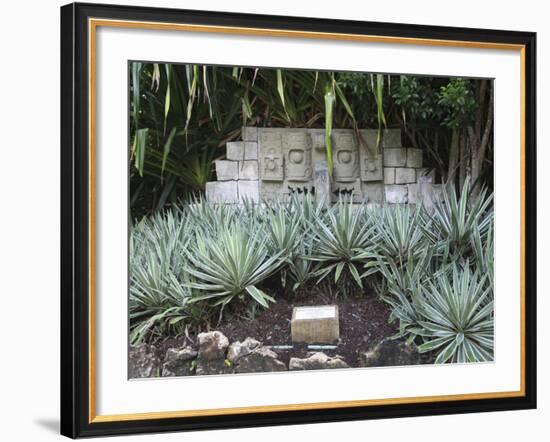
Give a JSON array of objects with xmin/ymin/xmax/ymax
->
[
  {"xmin": 218, "ymin": 293, "xmax": 397, "ymax": 367},
  {"xmin": 156, "ymin": 292, "xmax": 399, "ymax": 368}
]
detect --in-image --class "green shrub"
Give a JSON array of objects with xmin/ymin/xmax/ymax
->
[
  {"xmin": 184, "ymin": 224, "xmax": 283, "ymax": 311},
  {"xmin": 129, "ymin": 210, "xmax": 208, "ymax": 344},
  {"xmin": 373, "ymin": 204, "xmax": 428, "ymax": 263},
  {"xmin": 415, "ymin": 264, "xmax": 494, "ymax": 363},
  {"xmin": 427, "ymin": 176, "xmax": 493, "ymax": 259},
  {"xmin": 309, "ymin": 199, "xmax": 378, "ymax": 289}
]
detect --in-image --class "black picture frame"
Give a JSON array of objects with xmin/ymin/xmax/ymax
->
[{"xmin": 60, "ymin": 2, "xmax": 537, "ymax": 438}]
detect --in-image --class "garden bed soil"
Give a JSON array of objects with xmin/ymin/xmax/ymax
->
[{"xmin": 156, "ymin": 293, "xmax": 401, "ymax": 368}]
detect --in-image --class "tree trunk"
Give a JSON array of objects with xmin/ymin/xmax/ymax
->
[
  {"xmin": 447, "ymin": 129, "xmax": 459, "ymax": 185},
  {"xmin": 459, "ymin": 131, "xmax": 468, "ymax": 190},
  {"xmin": 469, "ymin": 82, "xmax": 494, "ymax": 192}
]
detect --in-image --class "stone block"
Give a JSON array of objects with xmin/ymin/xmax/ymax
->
[
  {"xmin": 238, "ymin": 160, "xmax": 259, "ymax": 180},
  {"xmin": 215, "ymin": 160, "xmax": 238, "ymax": 181},
  {"xmin": 333, "ymin": 131, "xmax": 359, "ymax": 182},
  {"xmin": 259, "ymin": 129, "xmax": 284, "ymax": 181},
  {"xmin": 205, "ymin": 181, "xmax": 238, "ymax": 204},
  {"xmin": 291, "ymin": 305, "xmax": 339, "ymax": 344},
  {"xmin": 382, "ymin": 129, "xmax": 402, "ymax": 147},
  {"xmin": 395, "ymin": 167, "xmax": 416, "ymax": 184},
  {"xmin": 238, "ymin": 180, "xmax": 259, "ymax": 203},
  {"xmin": 406, "ymin": 148, "xmax": 423, "ymax": 168},
  {"xmin": 384, "ymin": 167, "xmax": 395, "ymax": 184},
  {"xmin": 383, "ymin": 148, "xmax": 407, "ymax": 167},
  {"xmin": 358, "ymin": 129, "xmax": 402, "ymax": 149},
  {"xmin": 259, "ymin": 181, "xmax": 284, "ymax": 202},
  {"xmin": 360, "ymin": 155, "xmax": 383, "ymax": 182},
  {"xmin": 314, "ymin": 161, "xmax": 330, "ymax": 205},
  {"xmin": 244, "ymin": 142, "xmax": 258, "ymax": 160},
  {"xmin": 358, "ymin": 129, "xmax": 379, "ymax": 151},
  {"xmin": 242, "ymin": 126, "xmax": 258, "ymax": 142},
  {"xmin": 361, "ymin": 182, "xmax": 384, "ymax": 203},
  {"xmin": 332, "ymin": 179, "xmax": 362, "ymax": 203},
  {"xmin": 226, "ymin": 142, "xmax": 245, "ymax": 161},
  {"xmin": 385, "ymin": 184, "xmax": 408, "ymax": 204},
  {"xmin": 283, "ymin": 131, "xmax": 313, "ymax": 182}
]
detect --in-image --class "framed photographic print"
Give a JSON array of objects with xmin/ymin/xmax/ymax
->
[{"xmin": 60, "ymin": 2, "xmax": 537, "ymax": 438}]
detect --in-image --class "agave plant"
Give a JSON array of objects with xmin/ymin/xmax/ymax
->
[
  {"xmin": 184, "ymin": 224, "xmax": 283, "ymax": 310},
  {"xmin": 377, "ymin": 248, "xmax": 434, "ymax": 298},
  {"xmin": 309, "ymin": 199, "xmax": 378, "ymax": 288},
  {"xmin": 129, "ymin": 210, "xmax": 206, "ymax": 343},
  {"xmin": 185, "ymin": 197, "xmax": 238, "ymax": 235},
  {"xmin": 471, "ymin": 220, "xmax": 494, "ymax": 287},
  {"xmin": 377, "ymin": 249, "xmax": 434, "ymax": 344},
  {"xmin": 373, "ymin": 204, "xmax": 428, "ymax": 264},
  {"xmin": 414, "ymin": 264, "xmax": 494, "ymax": 363},
  {"xmin": 263, "ymin": 201, "xmax": 302, "ymax": 260},
  {"xmin": 428, "ymin": 176, "xmax": 493, "ymax": 258}
]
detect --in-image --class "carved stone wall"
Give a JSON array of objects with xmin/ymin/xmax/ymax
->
[{"xmin": 205, "ymin": 127, "xmax": 441, "ymax": 205}]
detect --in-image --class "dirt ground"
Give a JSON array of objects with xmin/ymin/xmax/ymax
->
[{"xmin": 156, "ymin": 291, "xmax": 399, "ymax": 368}]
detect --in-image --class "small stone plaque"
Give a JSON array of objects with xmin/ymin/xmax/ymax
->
[{"xmin": 291, "ymin": 305, "xmax": 339, "ymax": 344}]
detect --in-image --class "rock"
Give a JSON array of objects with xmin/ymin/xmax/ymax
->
[
  {"xmin": 161, "ymin": 346, "xmax": 197, "ymax": 377},
  {"xmin": 289, "ymin": 352, "xmax": 349, "ymax": 370},
  {"xmin": 227, "ymin": 337, "xmax": 261, "ymax": 363},
  {"xmin": 196, "ymin": 359, "xmax": 233, "ymax": 376},
  {"xmin": 238, "ymin": 180, "xmax": 260, "ymax": 202},
  {"xmin": 205, "ymin": 181, "xmax": 238, "ymax": 204},
  {"xmin": 194, "ymin": 331, "xmax": 232, "ymax": 376},
  {"xmin": 361, "ymin": 338, "xmax": 421, "ymax": 367},
  {"xmin": 197, "ymin": 331, "xmax": 229, "ymax": 361},
  {"xmin": 234, "ymin": 347, "xmax": 287, "ymax": 373},
  {"xmin": 128, "ymin": 344, "xmax": 161, "ymax": 378}
]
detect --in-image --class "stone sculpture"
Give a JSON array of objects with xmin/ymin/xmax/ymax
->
[{"xmin": 205, "ymin": 126, "xmax": 437, "ymax": 205}]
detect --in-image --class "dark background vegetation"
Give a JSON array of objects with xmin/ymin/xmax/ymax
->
[{"xmin": 130, "ymin": 63, "xmax": 494, "ymax": 218}]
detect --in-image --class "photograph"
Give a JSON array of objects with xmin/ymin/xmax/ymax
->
[{"xmin": 128, "ymin": 62, "xmax": 495, "ymax": 378}]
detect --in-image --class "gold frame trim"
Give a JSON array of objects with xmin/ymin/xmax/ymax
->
[{"xmin": 88, "ymin": 18, "xmax": 527, "ymax": 424}]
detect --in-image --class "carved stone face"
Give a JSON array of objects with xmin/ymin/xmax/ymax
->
[
  {"xmin": 283, "ymin": 132, "xmax": 312, "ymax": 182},
  {"xmin": 259, "ymin": 131, "xmax": 284, "ymax": 181},
  {"xmin": 333, "ymin": 132, "xmax": 359, "ymax": 182}
]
